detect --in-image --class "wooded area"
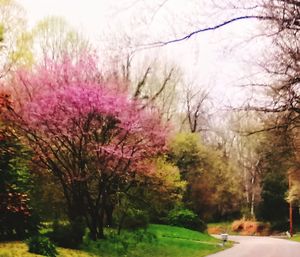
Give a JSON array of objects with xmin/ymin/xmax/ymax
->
[{"xmin": 1, "ymin": 0, "xmax": 300, "ymax": 256}]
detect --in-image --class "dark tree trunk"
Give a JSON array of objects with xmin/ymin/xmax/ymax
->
[
  {"xmin": 83, "ymin": 210, "xmax": 105, "ymax": 240},
  {"xmin": 97, "ymin": 206, "xmax": 105, "ymax": 239},
  {"xmin": 105, "ymin": 204, "xmax": 114, "ymax": 227},
  {"xmin": 117, "ymin": 213, "xmax": 126, "ymax": 235}
]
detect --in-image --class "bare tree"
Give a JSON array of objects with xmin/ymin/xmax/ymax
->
[
  {"xmin": 0, "ymin": 0, "xmax": 29, "ymax": 78},
  {"xmin": 228, "ymin": 110, "xmax": 265, "ymax": 218},
  {"xmin": 31, "ymin": 16, "xmax": 92, "ymax": 62},
  {"xmin": 98, "ymin": 24, "xmax": 182, "ymax": 122},
  {"xmin": 179, "ymin": 85, "xmax": 212, "ymax": 134}
]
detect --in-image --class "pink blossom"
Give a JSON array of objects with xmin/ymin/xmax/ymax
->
[{"xmin": 8, "ymin": 53, "xmax": 169, "ymax": 181}]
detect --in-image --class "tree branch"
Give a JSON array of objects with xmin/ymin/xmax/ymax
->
[{"xmin": 143, "ymin": 15, "xmax": 272, "ymax": 48}]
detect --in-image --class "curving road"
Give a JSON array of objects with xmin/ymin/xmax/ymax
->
[{"xmin": 207, "ymin": 235, "xmax": 300, "ymax": 257}]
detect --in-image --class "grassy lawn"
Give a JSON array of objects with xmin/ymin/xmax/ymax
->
[
  {"xmin": 143, "ymin": 224, "xmax": 224, "ymax": 257},
  {"xmin": 148, "ymin": 224, "xmax": 219, "ymax": 242},
  {"xmin": 83, "ymin": 224, "xmax": 228, "ymax": 257},
  {"xmin": 0, "ymin": 224, "xmax": 229, "ymax": 257},
  {"xmin": 137, "ymin": 237, "xmax": 222, "ymax": 257}
]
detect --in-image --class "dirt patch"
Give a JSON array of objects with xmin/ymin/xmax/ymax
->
[
  {"xmin": 231, "ymin": 219, "xmax": 270, "ymax": 236},
  {"xmin": 207, "ymin": 227, "xmax": 223, "ymax": 234},
  {"xmin": 232, "ymin": 220, "xmax": 244, "ymax": 232}
]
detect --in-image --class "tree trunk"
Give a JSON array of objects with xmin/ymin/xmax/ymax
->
[
  {"xmin": 250, "ymin": 191, "xmax": 255, "ymax": 218},
  {"xmin": 117, "ymin": 213, "xmax": 126, "ymax": 235},
  {"xmin": 105, "ymin": 204, "xmax": 114, "ymax": 227},
  {"xmin": 97, "ymin": 208, "xmax": 105, "ymax": 239},
  {"xmin": 87, "ymin": 209, "xmax": 105, "ymax": 240}
]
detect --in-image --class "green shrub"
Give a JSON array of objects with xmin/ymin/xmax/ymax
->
[
  {"xmin": 270, "ymin": 220, "xmax": 289, "ymax": 232},
  {"xmin": 0, "ymin": 205, "xmax": 41, "ymax": 240},
  {"xmin": 83, "ymin": 230, "xmax": 157, "ymax": 256},
  {"xmin": 27, "ymin": 235, "xmax": 58, "ymax": 257},
  {"xmin": 49, "ymin": 219, "xmax": 85, "ymax": 249},
  {"xmin": 122, "ymin": 210, "xmax": 149, "ymax": 230},
  {"xmin": 167, "ymin": 208, "xmax": 207, "ymax": 232}
]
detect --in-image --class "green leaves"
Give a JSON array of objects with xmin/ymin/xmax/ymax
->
[
  {"xmin": 0, "ymin": 126, "xmax": 35, "ymax": 239},
  {"xmin": 168, "ymin": 133, "xmax": 204, "ymax": 180},
  {"xmin": 168, "ymin": 132, "xmax": 241, "ymax": 220},
  {"xmin": 0, "ymin": 129, "xmax": 31, "ymax": 193},
  {"xmin": 27, "ymin": 235, "xmax": 58, "ymax": 257}
]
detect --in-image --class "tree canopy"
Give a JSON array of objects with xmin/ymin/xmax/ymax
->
[{"xmin": 4, "ymin": 54, "xmax": 170, "ymax": 239}]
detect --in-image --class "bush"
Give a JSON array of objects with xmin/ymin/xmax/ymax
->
[
  {"xmin": 270, "ymin": 221, "xmax": 289, "ymax": 232},
  {"xmin": 122, "ymin": 210, "xmax": 149, "ymax": 230},
  {"xmin": 27, "ymin": 235, "xmax": 58, "ymax": 257},
  {"xmin": 231, "ymin": 219, "xmax": 270, "ymax": 235},
  {"xmin": 83, "ymin": 230, "xmax": 157, "ymax": 256},
  {"xmin": 49, "ymin": 219, "xmax": 85, "ymax": 249},
  {"xmin": 167, "ymin": 208, "xmax": 207, "ymax": 232},
  {"xmin": 0, "ymin": 200, "xmax": 41, "ymax": 240},
  {"xmin": 231, "ymin": 219, "xmax": 244, "ymax": 232}
]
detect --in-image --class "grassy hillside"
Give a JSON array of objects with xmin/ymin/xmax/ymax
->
[
  {"xmin": 148, "ymin": 224, "xmax": 219, "ymax": 241},
  {"xmin": 0, "ymin": 224, "xmax": 227, "ymax": 257},
  {"xmin": 149, "ymin": 224, "xmax": 226, "ymax": 257},
  {"xmin": 83, "ymin": 224, "xmax": 226, "ymax": 257}
]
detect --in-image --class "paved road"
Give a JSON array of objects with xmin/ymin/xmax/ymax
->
[{"xmin": 207, "ymin": 235, "xmax": 300, "ymax": 257}]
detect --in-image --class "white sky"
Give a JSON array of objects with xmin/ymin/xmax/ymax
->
[
  {"xmin": 19, "ymin": 0, "xmax": 267, "ymax": 106},
  {"xmin": 21, "ymin": 0, "xmax": 110, "ymax": 34}
]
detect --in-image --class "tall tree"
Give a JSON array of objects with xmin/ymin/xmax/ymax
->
[
  {"xmin": 168, "ymin": 133, "xmax": 241, "ymax": 221},
  {"xmin": 4, "ymin": 54, "xmax": 169, "ymax": 240},
  {"xmin": 182, "ymin": 86, "xmax": 211, "ymax": 133},
  {"xmin": 255, "ymin": 120, "xmax": 294, "ymax": 227},
  {"xmin": 229, "ymin": 111, "xmax": 265, "ymax": 218},
  {"xmin": 0, "ymin": 92, "xmax": 37, "ymax": 239},
  {"xmin": 31, "ymin": 16, "xmax": 92, "ymax": 62},
  {"xmin": 0, "ymin": 0, "xmax": 32, "ymax": 76}
]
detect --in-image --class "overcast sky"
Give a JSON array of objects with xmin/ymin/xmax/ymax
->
[{"xmin": 19, "ymin": 0, "xmax": 267, "ymax": 106}]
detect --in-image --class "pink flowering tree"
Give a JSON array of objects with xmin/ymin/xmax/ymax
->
[{"xmin": 5, "ymin": 54, "xmax": 168, "ymax": 239}]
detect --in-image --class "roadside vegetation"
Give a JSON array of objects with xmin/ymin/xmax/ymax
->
[
  {"xmin": 0, "ymin": 225, "xmax": 225, "ymax": 257},
  {"xmin": 291, "ymin": 234, "xmax": 300, "ymax": 243}
]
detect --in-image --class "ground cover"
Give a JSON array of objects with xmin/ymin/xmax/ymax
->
[
  {"xmin": 0, "ymin": 224, "xmax": 228, "ymax": 257},
  {"xmin": 83, "ymin": 224, "xmax": 226, "ymax": 257}
]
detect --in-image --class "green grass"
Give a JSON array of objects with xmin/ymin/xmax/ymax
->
[
  {"xmin": 148, "ymin": 224, "xmax": 219, "ymax": 242},
  {"xmin": 0, "ymin": 242, "xmax": 97, "ymax": 257},
  {"xmin": 143, "ymin": 224, "xmax": 224, "ymax": 257},
  {"xmin": 83, "ymin": 224, "xmax": 228, "ymax": 257},
  {"xmin": 0, "ymin": 224, "xmax": 230, "ymax": 257},
  {"xmin": 138, "ymin": 237, "xmax": 222, "ymax": 257},
  {"xmin": 291, "ymin": 234, "xmax": 300, "ymax": 242}
]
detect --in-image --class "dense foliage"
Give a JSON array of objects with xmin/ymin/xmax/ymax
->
[
  {"xmin": 4, "ymin": 55, "xmax": 169, "ymax": 239},
  {"xmin": 27, "ymin": 235, "xmax": 58, "ymax": 257},
  {"xmin": 168, "ymin": 133, "xmax": 242, "ymax": 221},
  {"xmin": 0, "ymin": 125, "xmax": 39, "ymax": 239},
  {"xmin": 255, "ymin": 127, "xmax": 293, "ymax": 228},
  {"xmin": 49, "ymin": 219, "xmax": 85, "ymax": 249},
  {"xmin": 167, "ymin": 207, "xmax": 207, "ymax": 232}
]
